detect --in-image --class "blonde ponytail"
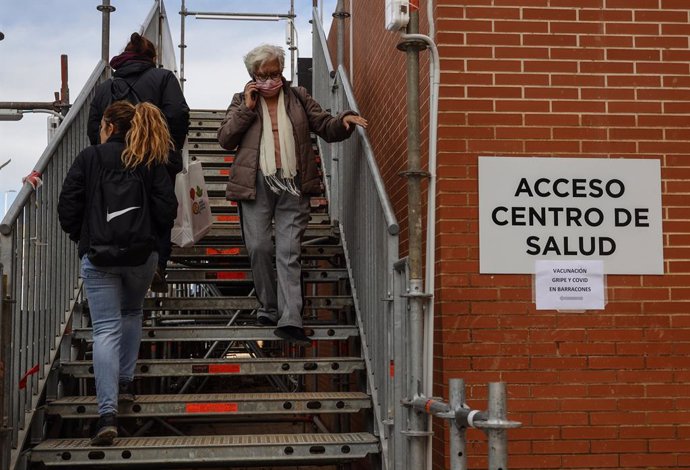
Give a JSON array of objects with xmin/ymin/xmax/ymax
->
[{"xmin": 122, "ymin": 102, "xmax": 173, "ymax": 169}]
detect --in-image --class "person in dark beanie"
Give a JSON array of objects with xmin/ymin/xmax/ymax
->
[{"xmin": 88, "ymin": 32, "xmax": 190, "ymax": 293}]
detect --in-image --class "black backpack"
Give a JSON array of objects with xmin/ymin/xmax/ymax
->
[
  {"xmin": 87, "ymin": 147, "xmax": 155, "ymax": 266},
  {"xmin": 107, "ymin": 68, "xmax": 152, "ymax": 106}
]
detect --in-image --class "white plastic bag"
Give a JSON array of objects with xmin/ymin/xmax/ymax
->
[{"xmin": 171, "ymin": 152, "xmax": 212, "ymax": 247}]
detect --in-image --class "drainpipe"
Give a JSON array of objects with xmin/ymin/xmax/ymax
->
[
  {"xmin": 397, "ymin": 3, "xmax": 430, "ymax": 469},
  {"xmin": 97, "ymin": 0, "xmax": 115, "ymax": 76}
]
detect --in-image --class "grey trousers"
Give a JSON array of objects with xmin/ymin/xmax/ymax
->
[{"xmin": 239, "ymin": 171, "xmax": 310, "ymax": 328}]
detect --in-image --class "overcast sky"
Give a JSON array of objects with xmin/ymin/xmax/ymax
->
[{"xmin": 0, "ymin": 0, "xmax": 336, "ymax": 203}]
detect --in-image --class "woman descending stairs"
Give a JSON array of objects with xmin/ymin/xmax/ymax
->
[{"xmin": 26, "ymin": 110, "xmax": 381, "ymax": 469}]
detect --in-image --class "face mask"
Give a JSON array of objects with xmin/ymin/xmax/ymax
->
[{"xmin": 255, "ymin": 77, "xmax": 282, "ymax": 97}]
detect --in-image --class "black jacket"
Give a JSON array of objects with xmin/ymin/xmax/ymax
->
[
  {"xmin": 58, "ymin": 136, "xmax": 177, "ymax": 261},
  {"xmin": 87, "ymin": 61, "xmax": 190, "ymax": 175}
]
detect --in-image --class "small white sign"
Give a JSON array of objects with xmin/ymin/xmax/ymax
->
[{"xmin": 535, "ymin": 260, "xmax": 605, "ymax": 310}]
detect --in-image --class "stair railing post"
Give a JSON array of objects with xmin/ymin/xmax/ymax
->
[
  {"xmin": 487, "ymin": 382, "xmax": 509, "ymax": 470},
  {"xmin": 97, "ymin": 0, "xmax": 115, "ymax": 77},
  {"xmin": 0, "ymin": 264, "xmax": 9, "ymax": 470},
  {"xmin": 449, "ymin": 379, "xmax": 467, "ymax": 470}
]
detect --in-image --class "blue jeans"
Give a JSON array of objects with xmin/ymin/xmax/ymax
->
[{"xmin": 81, "ymin": 252, "xmax": 158, "ymax": 416}]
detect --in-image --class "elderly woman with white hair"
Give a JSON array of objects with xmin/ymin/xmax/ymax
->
[{"xmin": 218, "ymin": 44, "xmax": 367, "ymax": 346}]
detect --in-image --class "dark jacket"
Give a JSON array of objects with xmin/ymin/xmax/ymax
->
[
  {"xmin": 217, "ymin": 83, "xmax": 356, "ymax": 201},
  {"xmin": 87, "ymin": 61, "xmax": 190, "ymax": 176},
  {"xmin": 57, "ymin": 136, "xmax": 177, "ymax": 261}
]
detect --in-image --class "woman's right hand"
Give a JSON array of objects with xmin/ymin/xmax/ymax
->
[{"xmin": 244, "ymin": 81, "xmax": 259, "ymax": 110}]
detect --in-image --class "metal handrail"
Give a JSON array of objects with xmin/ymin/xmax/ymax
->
[
  {"xmin": 0, "ymin": 61, "xmax": 106, "ymax": 235},
  {"xmin": 337, "ymin": 64, "xmax": 399, "ymax": 236},
  {"xmin": 312, "ymin": 8, "xmax": 402, "ymax": 470}
]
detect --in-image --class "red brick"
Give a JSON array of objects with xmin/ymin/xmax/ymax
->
[
  {"xmin": 533, "ymin": 439, "xmax": 591, "ymax": 453},
  {"xmin": 620, "ymin": 453, "xmax": 678, "ymax": 468},
  {"xmin": 620, "ymin": 425, "xmax": 676, "ymax": 439},
  {"xmin": 580, "ymin": 35, "xmax": 634, "ymax": 47},
  {"xmin": 583, "ymin": 87, "xmax": 638, "ymax": 100},
  {"xmin": 495, "ymin": 100, "xmax": 550, "ymax": 112},
  {"xmin": 524, "ymin": 8, "xmax": 577, "ymax": 21},
  {"xmin": 496, "ymin": 73, "xmax": 549, "ymax": 85},
  {"xmin": 661, "ymin": 0, "xmax": 690, "ymax": 8},
  {"xmin": 635, "ymin": 9, "xmax": 689, "ymax": 22},
  {"xmin": 605, "ymin": 22, "xmax": 660, "ymax": 35},
  {"xmin": 551, "ymin": 48, "xmax": 605, "ymax": 60},
  {"xmin": 532, "ymin": 411, "xmax": 589, "ymax": 426},
  {"xmin": 591, "ymin": 439, "xmax": 647, "ymax": 453},
  {"xmin": 607, "ymin": 75, "xmax": 661, "ymax": 87},
  {"xmin": 496, "ymin": 46, "xmax": 549, "ymax": 59},
  {"xmin": 551, "ymin": 0, "xmax": 603, "ymax": 6},
  {"xmin": 579, "ymin": 9, "xmax": 633, "ymax": 21},
  {"xmin": 466, "ymin": 6, "xmax": 520, "ymax": 19},
  {"xmin": 607, "ymin": 0, "xmax": 663, "ymax": 7},
  {"xmin": 466, "ymin": 33, "xmax": 521, "ymax": 45},
  {"xmin": 607, "ymin": 48, "xmax": 661, "ymax": 61},
  {"xmin": 608, "ymin": 101, "xmax": 662, "ymax": 114},
  {"xmin": 552, "ymin": 100, "xmax": 607, "ymax": 113},
  {"xmin": 580, "ymin": 61, "xmax": 634, "ymax": 74},
  {"xmin": 551, "ymin": 21, "xmax": 605, "ymax": 34},
  {"xmin": 523, "ymin": 34, "xmax": 578, "ymax": 46},
  {"xmin": 467, "ymin": 59, "xmax": 522, "ymax": 72},
  {"xmin": 662, "ymin": 23, "xmax": 690, "ymax": 35}
]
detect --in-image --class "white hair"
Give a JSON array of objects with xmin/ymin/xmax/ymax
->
[{"xmin": 243, "ymin": 44, "xmax": 285, "ymax": 76}]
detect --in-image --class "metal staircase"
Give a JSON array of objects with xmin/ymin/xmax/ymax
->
[{"xmin": 24, "ymin": 109, "xmax": 381, "ymax": 468}]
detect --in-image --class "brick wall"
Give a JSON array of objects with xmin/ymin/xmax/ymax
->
[{"xmin": 329, "ymin": 1, "xmax": 690, "ymax": 469}]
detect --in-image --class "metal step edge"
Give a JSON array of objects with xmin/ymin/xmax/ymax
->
[
  {"xmin": 164, "ymin": 269, "xmax": 348, "ymax": 284},
  {"xmin": 71, "ymin": 325, "xmax": 359, "ymax": 342},
  {"xmin": 47, "ymin": 392, "xmax": 372, "ymax": 418},
  {"xmin": 201, "ymin": 226, "xmax": 336, "ymax": 238},
  {"xmin": 171, "ymin": 245, "xmax": 341, "ymax": 258},
  {"xmin": 61, "ymin": 357, "xmax": 366, "ymax": 378},
  {"xmin": 30, "ymin": 432, "xmax": 379, "ymax": 466},
  {"xmin": 141, "ymin": 296, "xmax": 353, "ymax": 311}
]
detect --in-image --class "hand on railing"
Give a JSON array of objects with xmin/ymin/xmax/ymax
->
[
  {"xmin": 342, "ymin": 114, "xmax": 368, "ymax": 130},
  {"xmin": 22, "ymin": 170, "xmax": 43, "ymax": 190}
]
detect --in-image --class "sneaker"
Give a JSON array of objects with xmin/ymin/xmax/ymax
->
[
  {"xmin": 90, "ymin": 413, "xmax": 117, "ymax": 446},
  {"xmin": 257, "ymin": 315, "xmax": 278, "ymax": 327},
  {"xmin": 274, "ymin": 326, "xmax": 312, "ymax": 347},
  {"xmin": 118, "ymin": 381, "xmax": 135, "ymax": 403},
  {"xmin": 150, "ymin": 266, "xmax": 168, "ymax": 293}
]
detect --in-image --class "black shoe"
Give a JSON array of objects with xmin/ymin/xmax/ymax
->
[
  {"xmin": 257, "ymin": 316, "xmax": 278, "ymax": 327},
  {"xmin": 274, "ymin": 326, "xmax": 312, "ymax": 347},
  {"xmin": 90, "ymin": 413, "xmax": 117, "ymax": 446},
  {"xmin": 118, "ymin": 381, "xmax": 135, "ymax": 403},
  {"xmin": 150, "ymin": 266, "xmax": 168, "ymax": 293}
]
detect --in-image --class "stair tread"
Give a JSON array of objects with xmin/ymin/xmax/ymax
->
[
  {"xmin": 50, "ymin": 391, "xmax": 371, "ymax": 405},
  {"xmin": 31, "ymin": 433, "xmax": 380, "ymax": 465},
  {"xmin": 141, "ymin": 295, "xmax": 352, "ymax": 311},
  {"xmin": 72, "ymin": 325, "xmax": 359, "ymax": 341},
  {"xmin": 47, "ymin": 392, "xmax": 372, "ymax": 418}
]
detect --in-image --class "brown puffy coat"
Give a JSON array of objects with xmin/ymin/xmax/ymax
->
[{"xmin": 217, "ymin": 83, "xmax": 356, "ymax": 201}]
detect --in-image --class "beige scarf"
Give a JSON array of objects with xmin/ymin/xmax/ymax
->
[{"xmin": 259, "ymin": 90, "xmax": 299, "ymax": 195}]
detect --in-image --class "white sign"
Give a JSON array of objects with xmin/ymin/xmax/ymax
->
[
  {"xmin": 535, "ymin": 260, "xmax": 605, "ymax": 310},
  {"xmin": 479, "ymin": 157, "xmax": 663, "ymax": 274}
]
